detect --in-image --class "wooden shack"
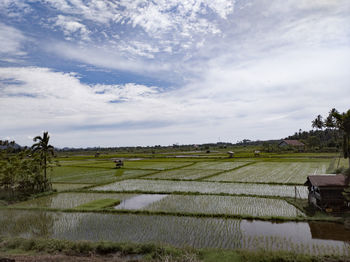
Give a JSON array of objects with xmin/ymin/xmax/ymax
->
[
  {"xmin": 114, "ymin": 159, "xmax": 124, "ymax": 168},
  {"xmin": 227, "ymin": 151, "xmax": 234, "ymax": 158},
  {"xmin": 304, "ymin": 174, "xmax": 349, "ymax": 212}
]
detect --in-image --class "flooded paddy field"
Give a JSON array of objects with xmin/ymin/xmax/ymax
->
[
  {"xmin": 206, "ymin": 161, "xmax": 330, "ymax": 184},
  {"xmin": 92, "ymin": 179, "xmax": 309, "ymax": 198},
  {"xmin": 0, "ymin": 209, "xmax": 349, "ymax": 256},
  {"xmin": 11, "ymin": 192, "xmax": 136, "ymax": 209},
  {"xmin": 2, "ymin": 155, "xmax": 348, "ymax": 257}
]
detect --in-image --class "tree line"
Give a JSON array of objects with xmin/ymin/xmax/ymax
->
[{"xmin": 0, "ymin": 132, "xmax": 55, "ymax": 200}]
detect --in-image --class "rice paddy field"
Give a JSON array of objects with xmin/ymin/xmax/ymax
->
[
  {"xmin": 1, "ymin": 152, "xmax": 350, "ymax": 257},
  {"xmin": 142, "ymin": 195, "xmax": 305, "ymax": 217},
  {"xmin": 206, "ymin": 161, "xmax": 330, "ymax": 184},
  {"xmin": 12, "ymin": 192, "xmax": 136, "ymax": 209},
  {"xmin": 92, "ymin": 179, "xmax": 309, "ymax": 198},
  {"xmin": 0, "ymin": 209, "xmax": 349, "ymax": 256}
]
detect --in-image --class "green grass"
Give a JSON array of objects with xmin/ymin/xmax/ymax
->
[
  {"xmin": 50, "ymin": 167, "xmax": 155, "ymax": 184},
  {"xmin": 2, "ymin": 237, "xmax": 345, "ymax": 262},
  {"xmin": 52, "ymin": 183, "xmax": 91, "ymax": 191},
  {"xmin": 50, "ymin": 166, "xmax": 119, "ymax": 183},
  {"xmin": 201, "ymin": 250, "xmax": 241, "ymax": 262},
  {"xmin": 75, "ymin": 199, "xmax": 121, "ymax": 210}
]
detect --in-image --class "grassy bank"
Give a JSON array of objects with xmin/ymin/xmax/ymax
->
[{"xmin": 0, "ymin": 237, "xmax": 348, "ymax": 262}]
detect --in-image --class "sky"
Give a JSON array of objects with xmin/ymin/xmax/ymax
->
[{"xmin": 0, "ymin": 0, "xmax": 350, "ymax": 148}]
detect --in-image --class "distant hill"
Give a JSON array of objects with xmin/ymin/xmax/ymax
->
[{"xmin": 0, "ymin": 141, "xmax": 22, "ymax": 150}]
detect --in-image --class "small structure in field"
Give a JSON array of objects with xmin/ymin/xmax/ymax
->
[
  {"xmin": 304, "ymin": 174, "xmax": 349, "ymax": 212},
  {"xmin": 114, "ymin": 159, "xmax": 124, "ymax": 168},
  {"xmin": 254, "ymin": 150, "xmax": 260, "ymax": 157},
  {"xmin": 278, "ymin": 140, "xmax": 305, "ymax": 151},
  {"xmin": 227, "ymin": 151, "xmax": 234, "ymax": 158}
]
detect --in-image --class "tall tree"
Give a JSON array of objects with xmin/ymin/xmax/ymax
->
[
  {"xmin": 311, "ymin": 115, "xmax": 324, "ymax": 129},
  {"xmin": 313, "ymin": 109, "xmax": 350, "ymax": 168},
  {"xmin": 31, "ymin": 131, "xmax": 55, "ymax": 188}
]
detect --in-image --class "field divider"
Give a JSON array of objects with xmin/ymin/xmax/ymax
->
[
  {"xmin": 59, "ymin": 165, "xmax": 115, "ymax": 169},
  {"xmin": 0, "ymin": 205, "xmax": 341, "ymax": 223},
  {"xmin": 52, "ymin": 182, "xmax": 96, "ymax": 185}
]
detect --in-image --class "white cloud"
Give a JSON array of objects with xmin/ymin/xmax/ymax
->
[
  {"xmin": 0, "ymin": 0, "xmax": 32, "ymax": 18},
  {"xmin": 36, "ymin": 0, "xmax": 236, "ymax": 53},
  {"xmin": 54, "ymin": 15, "xmax": 90, "ymax": 40},
  {"xmin": 1, "ymin": 48, "xmax": 350, "ymax": 147},
  {"xmin": 117, "ymin": 41, "xmax": 160, "ymax": 58},
  {"xmin": 0, "ymin": 23, "xmax": 27, "ymax": 59},
  {"xmin": 1, "ymin": 0, "xmax": 350, "ymax": 147},
  {"xmin": 45, "ymin": 42, "xmax": 171, "ymax": 75}
]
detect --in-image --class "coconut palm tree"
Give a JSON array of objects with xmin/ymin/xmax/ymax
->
[
  {"xmin": 311, "ymin": 115, "xmax": 324, "ymax": 129},
  {"xmin": 316, "ymin": 109, "xmax": 350, "ymax": 168},
  {"xmin": 31, "ymin": 131, "xmax": 55, "ymax": 188},
  {"xmin": 327, "ymin": 109, "xmax": 350, "ymax": 168}
]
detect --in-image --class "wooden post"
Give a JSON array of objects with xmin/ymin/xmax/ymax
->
[{"xmin": 294, "ymin": 186, "xmax": 297, "ymax": 201}]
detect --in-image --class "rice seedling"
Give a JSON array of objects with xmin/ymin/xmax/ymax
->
[
  {"xmin": 122, "ymin": 161, "xmax": 193, "ymax": 170},
  {"xmin": 52, "ymin": 183, "xmax": 91, "ymax": 191},
  {"xmin": 206, "ymin": 161, "xmax": 330, "ymax": 184},
  {"xmin": 92, "ymin": 179, "xmax": 309, "ymax": 198},
  {"xmin": 51, "ymin": 166, "xmax": 119, "ymax": 183},
  {"xmin": 0, "ymin": 209, "xmax": 348, "ymax": 256},
  {"xmin": 51, "ymin": 167, "xmax": 154, "ymax": 184},
  {"xmin": 182, "ymin": 161, "xmax": 250, "ymax": 170},
  {"xmin": 145, "ymin": 169, "xmax": 222, "ymax": 180},
  {"xmin": 143, "ymin": 195, "xmax": 305, "ymax": 217},
  {"xmin": 11, "ymin": 192, "xmax": 135, "ymax": 209}
]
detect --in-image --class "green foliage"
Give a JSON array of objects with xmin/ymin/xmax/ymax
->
[
  {"xmin": 0, "ymin": 150, "xmax": 49, "ymax": 198},
  {"xmin": 0, "ymin": 132, "xmax": 58, "ymax": 201},
  {"xmin": 0, "ymin": 237, "xmax": 347, "ymax": 261}
]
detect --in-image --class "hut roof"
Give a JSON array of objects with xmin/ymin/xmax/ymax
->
[
  {"xmin": 304, "ymin": 174, "xmax": 349, "ymax": 187},
  {"xmin": 280, "ymin": 140, "xmax": 305, "ymax": 146}
]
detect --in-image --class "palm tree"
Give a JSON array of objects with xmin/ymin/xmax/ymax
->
[
  {"xmin": 311, "ymin": 115, "xmax": 324, "ymax": 129},
  {"xmin": 31, "ymin": 131, "xmax": 55, "ymax": 188},
  {"xmin": 327, "ymin": 109, "xmax": 350, "ymax": 168}
]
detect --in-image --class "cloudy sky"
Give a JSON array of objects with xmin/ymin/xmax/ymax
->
[{"xmin": 0, "ymin": 0, "xmax": 349, "ymax": 147}]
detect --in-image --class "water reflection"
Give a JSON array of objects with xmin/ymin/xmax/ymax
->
[
  {"xmin": 0, "ymin": 210, "xmax": 54, "ymax": 238},
  {"xmin": 308, "ymin": 221, "xmax": 350, "ymax": 242},
  {"xmin": 115, "ymin": 194, "xmax": 168, "ymax": 210},
  {"xmin": 0, "ymin": 209, "xmax": 349, "ymax": 255}
]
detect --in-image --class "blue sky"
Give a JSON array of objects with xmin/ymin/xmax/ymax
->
[{"xmin": 0, "ymin": 0, "xmax": 350, "ymax": 147}]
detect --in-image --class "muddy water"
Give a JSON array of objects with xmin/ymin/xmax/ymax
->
[{"xmin": 0, "ymin": 209, "xmax": 349, "ymax": 255}]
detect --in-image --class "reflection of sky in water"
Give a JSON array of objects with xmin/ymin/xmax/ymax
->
[
  {"xmin": 242, "ymin": 220, "xmax": 311, "ymax": 242},
  {"xmin": 241, "ymin": 220, "xmax": 350, "ymax": 248},
  {"xmin": 115, "ymin": 194, "xmax": 168, "ymax": 210}
]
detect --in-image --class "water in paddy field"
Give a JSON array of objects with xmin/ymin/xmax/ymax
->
[
  {"xmin": 0, "ymin": 209, "xmax": 349, "ymax": 255},
  {"xmin": 114, "ymin": 194, "xmax": 168, "ymax": 209}
]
